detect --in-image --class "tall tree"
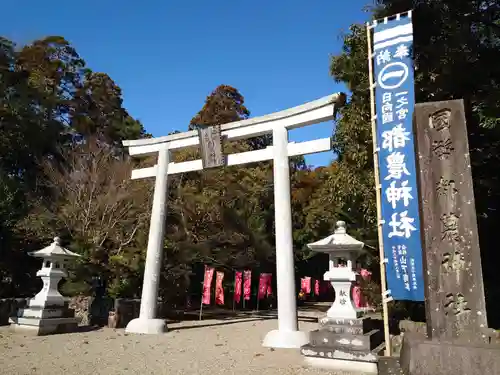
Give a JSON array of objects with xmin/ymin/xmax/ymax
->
[
  {"xmin": 71, "ymin": 71, "xmax": 147, "ymax": 146},
  {"xmin": 190, "ymin": 84, "xmax": 271, "ymax": 149},
  {"xmin": 17, "ymin": 139, "xmax": 153, "ymax": 297},
  {"xmin": 0, "ymin": 35, "xmax": 149, "ymax": 297},
  {"xmin": 164, "ymin": 85, "xmax": 278, "ymax": 276},
  {"xmin": 189, "ymin": 85, "xmax": 250, "ymax": 130},
  {"xmin": 329, "ymin": 24, "xmax": 378, "ymax": 248},
  {"xmin": 16, "ymin": 36, "xmax": 86, "ymax": 128},
  {"xmin": 0, "ymin": 36, "xmax": 79, "ymax": 296}
]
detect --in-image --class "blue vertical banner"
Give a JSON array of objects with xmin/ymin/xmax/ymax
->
[{"xmin": 372, "ymin": 14, "xmax": 425, "ymax": 301}]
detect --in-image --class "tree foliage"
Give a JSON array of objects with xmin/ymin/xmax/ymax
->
[
  {"xmin": 0, "ymin": 36, "xmax": 148, "ymax": 297},
  {"xmin": 189, "ymin": 85, "xmax": 250, "ymax": 130}
]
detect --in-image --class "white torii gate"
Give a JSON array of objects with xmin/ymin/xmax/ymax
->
[{"xmin": 122, "ymin": 93, "xmax": 346, "ymax": 349}]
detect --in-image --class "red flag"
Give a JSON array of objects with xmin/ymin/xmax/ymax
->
[
  {"xmin": 319, "ymin": 280, "xmax": 327, "ymax": 295},
  {"xmin": 233, "ymin": 271, "xmax": 243, "ymax": 303},
  {"xmin": 202, "ymin": 266, "xmax": 215, "ymax": 305},
  {"xmin": 301, "ymin": 277, "xmax": 312, "ymax": 294},
  {"xmin": 360, "ymin": 268, "xmax": 372, "ymax": 281},
  {"xmin": 319, "ymin": 280, "xmax": 332, "ymax": 295},
  {"xmin": 258, "ymin": 273, "xmax": 271, "ymax": 300},
  {"xmin": 243, "ymin": 270, "xmax": 252, "ymax": 301},
  {"xmin": 215, "ymin": 271, "xmax": 225, "ymax": 305},
  {"xmin": 266, "ymin": 273, "xmax": 272, "ymax": 297},
  {"xmin": 314, "ymin": 279, "xmax": 320, "ymax": 296}
]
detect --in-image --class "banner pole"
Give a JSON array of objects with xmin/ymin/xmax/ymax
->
[
  {"xmin": 199, "ymin": 284, "xmax": 204, "ymax": 321},
  {"xmin": 366, "ymin": 21, "xmax": 392, "ymax": 357},
  {"xmin": 232, "ymin": 272, "xmax": 236, "ymax": 312},
  {"xmin": 242, "ymin": 271, "xmax": 247, "ymax": 310},
  {"xmin": 199, "ymin": 267, "xmax": 206, "ymax": 321}
]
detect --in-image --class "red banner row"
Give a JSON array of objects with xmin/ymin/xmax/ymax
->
[
  {"xmin": 202, "ymin": 266, "xmax": 372, "ymax": 308},
  {"xmin": 202, "ymin": 268, "xmax": 273, "ymax": 305}
]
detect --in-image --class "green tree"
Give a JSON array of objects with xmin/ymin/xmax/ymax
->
[
  {"xmin": 189, "ymin": 84, "xmax": 250, "ymax": 130},
  {"xmin": 190, "ymin": 84, "xmax": 271, "ymax": 150},
  {"xmin": 0, "ymin": 35, "xmax": 149, "ymax": 297},
  {"xmin": 0, "ymin": 36, "xmax": 76, "ymax": 296},
  {"xmin": 17, "ymin": 139, "xmax": 153, "ymax": 297},
  {"xmin": 329, "ymin": 24, "xmax": 378, "ymax": 249},
  {"xmin": 71, "ymin": 71, "xmax": 147, "ymax": 146}
]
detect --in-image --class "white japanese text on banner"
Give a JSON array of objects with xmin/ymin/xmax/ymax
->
[{"xmin": 372, "ymin": 14, "xmax": 425, "ymax": 301}]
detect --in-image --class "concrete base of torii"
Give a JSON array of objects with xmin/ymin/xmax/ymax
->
[
  {"xmin": 125, "ymin": 318, "xmax": 167, "ymax": 334},
  {"xmin": 263, "ymin": 329, "xmax": 309, "ymax": 349}
]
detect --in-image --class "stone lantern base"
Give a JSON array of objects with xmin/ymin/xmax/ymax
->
[
  {"xmin": 9, "ymin": 303, "xmax": 80, "ymax": 336},
  {"xmin": 300, "ymin": 316, "xmax": 384, "ymax": 374}
]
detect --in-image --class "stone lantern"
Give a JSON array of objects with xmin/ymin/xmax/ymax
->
[
  {"xmin": 10, "ymin": 237, "xmax": 81, "ymax": 335},
  {"xmin": 307, "ymin": 220, "xmax": 364, "ymax": 319},
  {"xmin": 300, "ymin": 221, "xmax": 383, "ymax": 374}
]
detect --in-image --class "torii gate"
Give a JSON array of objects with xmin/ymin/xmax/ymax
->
[{"xmin": 122, "ymin": 93, "xmax": 346, "ymax": 348}]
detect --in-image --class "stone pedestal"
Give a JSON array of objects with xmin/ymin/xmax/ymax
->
[
  {"xmin": 10, "ymin": 304, "xmax": 79, "ymax": 335},
  {"xmin": 400, "ymin": 333, "xmax": 500, "ymax": 375},
  {"xmin": 301, "ymin": 317, "xmax": 384, "ymax": 374}
]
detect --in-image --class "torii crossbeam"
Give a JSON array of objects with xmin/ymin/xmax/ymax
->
[{"xmin": 122, "ymin": 93, "xmax": 346, "ymax": 348}]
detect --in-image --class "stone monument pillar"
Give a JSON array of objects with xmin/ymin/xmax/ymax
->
[
  {"xmin": 10, "ymin": 237, "xmax": 81, "ymax": 335},
  {"xmin": 399, "ymin": 100, "xmax": 500, "ymax": 375},
  {"xmin": 300, "ymin": 221, "xmax": 384, "ymax": 374}
]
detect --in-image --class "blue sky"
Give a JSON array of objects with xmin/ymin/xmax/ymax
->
[{"xmin": 2, "ymin": 0, "xmax": 373, "ymax": 166}]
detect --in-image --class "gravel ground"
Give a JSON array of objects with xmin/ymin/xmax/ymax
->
[{"xmin": 0, "ymin": 311, "xmax": 355, "ymax": 375}]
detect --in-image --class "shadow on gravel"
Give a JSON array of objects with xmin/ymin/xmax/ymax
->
[
  {"xmin": 172, "ymin": 306, "xmax": 322, "ymax": 320},
  {"xmin": 171, "ymin": 316, "xmax": 276, "ymax": 331},
  {"xmin": 169, "ymin": 310, "xmax": 318, "ymax": 331},
  {"xmin": 76, "ymin": 325, "xmax": 104, "ymax": 333}
]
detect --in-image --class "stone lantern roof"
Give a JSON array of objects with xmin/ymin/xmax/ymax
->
[
  {"xmin": 30, "ymin": 237, "xmax": 81, "ymax": 259},
  {"xmin": 307, "ymin": 221, "xmax": 365, "ymax": 253}
]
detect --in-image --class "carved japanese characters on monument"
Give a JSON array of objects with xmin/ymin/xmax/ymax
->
[
  {"xmin": 436, "ymin": 177, "xmax": 458, "ymax": 197},
  {"xmin": 440, "ymin": 212, "xmax": 460, "ymax": 242},
  {"xmin": 428, "ymin": 108, "xmax": 451, "ymax": 132},
  {"xmin": 414, "ymin": 100, "xmax": 487, "ymax": 344},
  {"xmin": 429, "ymin": 107, "xmax": 455, "ymax": 160},
  {"xmin": 444, "ymin": 293, "xmax": 471, "ymax": 317},
  {"xmin": 431, "ymin": 138, "xmax": 454, "ymax": 160},
  {"xmin": 441, "ymin": 250, "xmax": 465, "ymax": 273}
]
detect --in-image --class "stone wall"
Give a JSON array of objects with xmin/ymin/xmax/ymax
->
[
  {"xmin": 66, "ymin": 296, "xmax": 114, "ymax": 326},
  {"xmin": 111, "ymin": 298, "xmax": 141, "ymax": 328},
  {"xmin": 0, "ymin": 298, "xmax": 29, "ymax": 325},
  {"xmin": 110, "ymin": 299, "xmax": 170, "ymax": 328},
  {"xmin": 391, "ymin": 320, "xmax": 427, "ymax": 356},
  {"xmin": 0, "ymin": 296, "xmax": 113, "ymax": 327},
  {"xmin": 0, "ymin": 296, "xmax": 162, "ymax": 329}
]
